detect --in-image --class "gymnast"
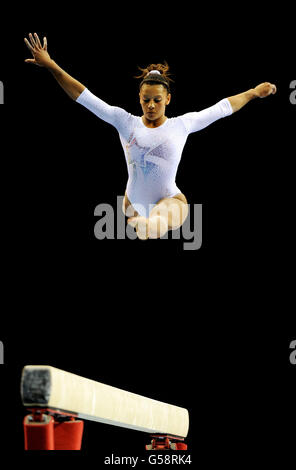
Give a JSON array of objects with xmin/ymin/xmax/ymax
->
[{"xmin": 24, "ymin": 33, "xmax": 277, "ymax": 240}]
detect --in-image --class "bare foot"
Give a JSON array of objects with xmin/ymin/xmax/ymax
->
[
  {"xmin": 127, "ymin": 215, "xmax": 168, "ymax": 240},
  {"xmin": 127, "ymin": 216, "xmax": 149, "ymax": 240}
]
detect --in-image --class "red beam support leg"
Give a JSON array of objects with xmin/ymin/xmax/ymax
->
[
  {"xmin": 145, "ymin": 434, "xmax": 188, "ymax": 450},
  {"xmin": 23, "ymin": 410, "xmax": 84, "ymax": 450},
  {"xmin": 54, "ymin": 419, "xmax": 84, "ymax": 450},
  {"xmin": 24, "ymin": 413, "xmax": 55, "ymax": 450}
]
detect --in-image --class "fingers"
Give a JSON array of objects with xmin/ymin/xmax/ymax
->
[
  {"xmin": 24, "ymin": 34, "xmax": 36, "ymax": 56},
  {"xmin": 256, "ymin": 82, "xmax": 277, "ymax": 98},
  {"xmin": 266, "ymin": 82, "xmax": 276, "ymax": 95},
  {"xmin": 24, "ymin": 59, "xmax": 36, "ymax": 64},
  {"xmin": 24, "ymin": 37, "xmax": 34, "ymax": 53},
  {"xmin": 24, "ymin": 33, "xmax": 43, "ymax": 51},
  {"xmin": 266, "ymin": 83, "xmax": 276, "ymax": 96},
  {"xmin": 34, "ymin": 33, "xmax": 42, "ymax": 49},
  {"xmin": 29, "ymin": 32, "xmax": 37, "ymax": 48},
  {"xmin": 24, "ymin": 33, "xmax": 48, "ymax": 63}
]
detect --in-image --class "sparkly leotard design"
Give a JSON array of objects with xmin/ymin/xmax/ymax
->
[{"xmin": 76, "ymin": 88, "xmax": 233, "ymax": 217}]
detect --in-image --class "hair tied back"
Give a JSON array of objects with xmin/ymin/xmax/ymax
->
[
  {"xmin": 135, "ymin": 61, "xmax": 174, "ymax": 93},
  {"xmin": 148, "ymin": 70, "xmax": 161, "ymax": 76}
]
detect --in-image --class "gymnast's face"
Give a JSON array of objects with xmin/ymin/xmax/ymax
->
[{"xmin": 139, "ymin": 84, "xmax": 171, "ymax": 123}]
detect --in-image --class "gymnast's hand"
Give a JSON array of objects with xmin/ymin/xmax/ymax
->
[
  {"xmin": 254, "ymin": 82, "xmax": 277, "ymax": 98},
  {"xmin": 24, "ymin": 33, "xmax": 52, "ymax": 67}
]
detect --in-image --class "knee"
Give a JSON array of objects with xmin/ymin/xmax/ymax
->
[
  {"xmin": 151, "ymin": 200, "xmax": 188, "ymax": 230},
  {"xmin": 170, "ymin": 202, "xmax": 189, "ymax": 229}
]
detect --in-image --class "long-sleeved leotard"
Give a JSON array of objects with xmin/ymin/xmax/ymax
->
[{"xmin": 76, "ymin": 88, "xmax": 233, "ymax": 217}]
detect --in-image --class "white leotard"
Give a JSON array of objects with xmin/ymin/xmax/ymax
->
[{"xmin": 76, "ymin": 88, "xmax": 233, "ymax": 217}]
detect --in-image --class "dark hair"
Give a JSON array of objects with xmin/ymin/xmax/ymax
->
[{"xmin": 135, "ymin": 61, "xmax": 174, "ymax": 93}]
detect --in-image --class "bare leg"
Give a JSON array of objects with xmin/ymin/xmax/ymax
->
[{"xmin": 127, "ymin": 194, "xmax": 189, "ymax": 240}]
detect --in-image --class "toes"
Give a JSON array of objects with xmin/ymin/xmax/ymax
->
[
  {"xmin": 127, "ymin": 217, "xmax": 138, "ymax": 228},
  {"xmin": 137, "ymin": 228, "xmax": 149, "ymax": 240},
  {"xmin": 127, "ymin": 216, "xmax": 149, "ymax": 239},
  {"xmin": 136, "ymin": 217, "xmax": 149, "ymax": 240}
]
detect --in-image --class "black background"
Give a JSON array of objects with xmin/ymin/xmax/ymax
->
[{"xmin": 0, "ymin": 6, "xmax": 295, "ymax": 466}]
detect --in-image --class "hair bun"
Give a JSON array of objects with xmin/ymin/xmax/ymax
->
[
  {"xmin": 147, "ymin": 70, "xmax": 161, "ymax": 76},
  {"xmin": 135, "ymin": 61, "xmax": 173, "ymax": 83}
]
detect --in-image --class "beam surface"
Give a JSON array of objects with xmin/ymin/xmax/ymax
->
[{"xmin": 21, "ymin": 366, "xmax": 189, "ymax": 438}]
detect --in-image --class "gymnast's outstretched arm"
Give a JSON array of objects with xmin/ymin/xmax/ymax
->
[
  {"xmin": 227, "ymin": 82, "xmax": 277, "ymax": 113},
  {"xmin": 179, "ymin": 81, "xmax": 277, "ymax": 135},
  {"xmin": 24, "ymin": 33, "xmax": 85, "ymax": 100}
]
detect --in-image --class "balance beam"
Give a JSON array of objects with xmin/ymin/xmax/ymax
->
[{"xmin": 21, "ymin": 366, "xmax": 189, "ymax": 439}]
